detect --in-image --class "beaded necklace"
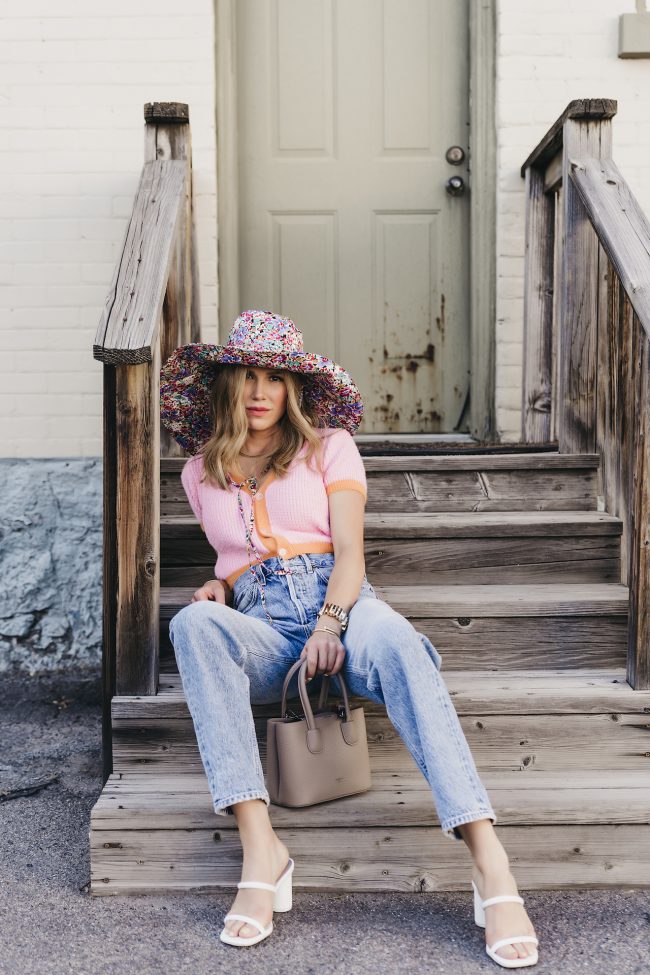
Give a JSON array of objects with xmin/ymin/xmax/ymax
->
[{"xmin": 226, "ymin": 458, "xmax": 293, "ymax": 626}]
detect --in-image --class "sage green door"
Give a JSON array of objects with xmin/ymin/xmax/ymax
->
[{"xmin": 236, "ymin": 0, "xmax": 470, "ymax": 433}]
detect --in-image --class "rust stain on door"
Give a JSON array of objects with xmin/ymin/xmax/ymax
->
[{"xmin": 370, "ymin": 296, "xmax": 446, "ymax": 432}]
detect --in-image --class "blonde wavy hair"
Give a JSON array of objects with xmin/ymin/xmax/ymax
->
[{"xmin": 198, "ymin": 363, "xmax": 327, "ymax": 490}]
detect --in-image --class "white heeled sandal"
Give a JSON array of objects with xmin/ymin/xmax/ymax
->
[
  {"xmin": 472, "ymin": 879, "xmax": 539, "ymax": 969},
  {"xmin": 220, "ymin": 857, "xmax": 295, "ymax": 946}
]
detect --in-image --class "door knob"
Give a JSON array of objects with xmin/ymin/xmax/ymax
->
[{"xmin": 445, "ymin": 175, "xmax": 465, "ymax": 196}]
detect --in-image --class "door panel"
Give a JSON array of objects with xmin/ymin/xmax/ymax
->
[{"xmin": 236, "ymin": 0, "xmax": 470, "ymax": 433}]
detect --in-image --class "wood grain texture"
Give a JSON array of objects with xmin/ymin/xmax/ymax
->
[
  {"xmin": 160, "ymin": 581, "xmax": 629, "ymax": 620},
  {"xmin": 90, "ymin": 823, "xmax": 650, "ymax": 894},
  {"xmin": 110, "ymin": 711, "xmax": 650, "ymax": 775},
  {"xmin": 114, "ymin": 338, "xmax": 161, "ymax": 695},
  {"xmin": 520, "ymin": 101, "xmax": 650, "ymax": 687},
  {"xmin": 570, "ymin": 156, "xmax": 650, "ymax": 331},
  {"xmin": 98, "ymin": 102, "xmax": 201, "ymax": 714},
  {"xmin": 159, "ymin": 613, "xmax": 628, "ymax": 672},
  {"xmin": 520, "ymin": 98, "xmax": 617, "ymax": 177},
  {"xmin": 559, "ymin": 117, "xmax": 612, "ymax": 455},
  {"xmin": 117, "ymin": 669, "xmax": 650, "ymax": 718},
  {"xmin": 92, "ymin": 769, "xmax": 650, "ymax": 830},
  {"xmin": 522, "ymin": 165, "xmax": 555, "ymax": 442},
  {"xmin": 93, "ymin": 160, "xmax": 186, "ymax": 364}
]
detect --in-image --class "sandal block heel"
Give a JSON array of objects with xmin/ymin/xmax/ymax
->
[{"xmin": 272, "ymin": 858, "xmax": 294, "ymax": 912}]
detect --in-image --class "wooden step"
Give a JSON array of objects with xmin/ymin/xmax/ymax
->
[
  {"xmin": 161, "ymin": 510, "xmax": 623, "ymax": 586},
  {"xmin": 91, "ymin": 668, "xmax": 650, "ymax": 893},
  {"xmin": 119, "ymin": 668, "xmax": 648, "ymax": 716},
  {"xmin": 160, "ymin": 582, "xmax": 629, "ymax": 618},
  {"xmin": 159, "ymin": 584, "xmax": 629, "ymax": 672},
  {"xmin": 161, "ymin": 452, "xmax": 603, "ymax": 516},
  {"xmin": 111, "ymin": 668, "xmax": 648, "ymax": 776},
  {"xmin": 92, "ymin": 769, "xmax": 650, "ymax": 830}
]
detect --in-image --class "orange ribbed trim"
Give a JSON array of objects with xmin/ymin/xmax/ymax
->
[
  {"xmin": 325, "ymin": 479, "xmax": 367, "ymax": 500},
  {"xmin": 225, "ymin": 541, "xmax": 335, "ymax": 588},
  {"xmin": 230, "ymin": 468, "xmax": 295, "ymax": 568}
]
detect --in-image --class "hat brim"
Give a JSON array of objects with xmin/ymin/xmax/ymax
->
[{"xmin": 160, "ymin": 343, "xmax": 364, "ymax": 455}]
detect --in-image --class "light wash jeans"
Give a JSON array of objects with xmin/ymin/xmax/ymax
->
[{"xmin": 168, "ymin": 552, "xmax": 497, "ymax": 841}]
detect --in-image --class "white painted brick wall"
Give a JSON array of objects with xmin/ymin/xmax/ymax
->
[
  {"xmin": 496, "ymin": 0, "xmax": 650, "ymax": 441},
  {"xmin": 0, "ymin": 1, "xmax": 217, "ymax": 457},
  {"xmin": 3, "ymin": 2, "xmax": 650, "ymax": 454}
]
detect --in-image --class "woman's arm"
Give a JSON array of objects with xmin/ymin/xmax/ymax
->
[
  {"xmin": 319, "ymin": 489, "xmax": 367, "ymax": 616},
  {"xmin": 300, "ymin": 488, "xmax": 366, "ymax": 678}
]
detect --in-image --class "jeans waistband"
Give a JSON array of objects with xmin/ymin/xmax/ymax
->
[
  {"xmin": 233, "ymin": 551, "xmax": 335, "ymax": 592},
  {"xmin": 261, "ymin": 552, "xmax": 334, "ymax": 576}
]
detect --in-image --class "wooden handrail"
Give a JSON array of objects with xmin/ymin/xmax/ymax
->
[
  {"xmin": 569, "ymin": 156, "xmax": 650, "ymax": 331},
  {"xmin": 94, "ymin": 102, "xmax": 201, "ymax": 779},
  {"xmin": 521, "ymin": 99, "xmax": 650, "ymax": 690},
  {"xmin": 93, "ymin": 158, "xmax": 186, "ymax": 363}
]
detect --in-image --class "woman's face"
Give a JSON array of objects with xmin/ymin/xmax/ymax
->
[{"xmin": 243, "ymin": 366, "xmax": 288, "ymax": 429}]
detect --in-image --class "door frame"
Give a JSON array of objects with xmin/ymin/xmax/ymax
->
[{"xmin": 214, "ymin": 0, "xmax": 497, "ymax": 441}]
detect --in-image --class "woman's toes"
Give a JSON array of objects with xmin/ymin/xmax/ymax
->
[
  {"xmin": 495, "ymin": 943, "xmax": 519, "ymax": 960},
  {"xmin": 226, "ymin": 920, "xmax": 254, "ymax": 938},
  {"xmin": 510, "ymin": 941, "xmax": 535, "ymax": 958},
  {"xmin": 494, "ymin": 938, "xmax": 537, "ymax": 960}
]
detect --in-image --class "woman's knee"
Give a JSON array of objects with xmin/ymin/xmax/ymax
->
[
  {"xmin": 169, "ymin": 598, "xmax": 228, "ymax": 644},
  {"xmin": 349, "ymin": 604, "xmax": 442, "ymax": 672},
  {"xmin": 360, "ymin": 602, "xmax": 416, "ymax": 644},
  {"xmin": 347, "ymin": 602, "xmax": 415, "ymax": 664}
]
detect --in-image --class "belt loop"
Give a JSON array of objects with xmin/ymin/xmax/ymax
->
[{"xmin": 300, "ymin": 553, "xmax": 314, "ymax": 573}]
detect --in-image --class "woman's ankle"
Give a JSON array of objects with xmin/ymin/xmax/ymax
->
[
  {"xmin": 473, "ymin": 850, "xmax": 512, "ymax": 878},
  {"xmin": 239, "ymin": 828, "xmax": 286, "ymax": 858}
]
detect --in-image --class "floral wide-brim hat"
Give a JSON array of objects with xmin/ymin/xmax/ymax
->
[{"xmin": 159, "ymin": 309, "xmax": 364, "ymax": 455}]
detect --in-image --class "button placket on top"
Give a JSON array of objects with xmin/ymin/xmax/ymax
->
[
  {"xmin": 239, "ymin": 472, "xmax": 295, "ymax": 563},
  {"xmin": 228, "ymin": 465, "xmax": 310, "ymax": 626}
]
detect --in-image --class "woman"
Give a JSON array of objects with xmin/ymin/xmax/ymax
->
[{"xmin": 160, "ymin": 310, "xmax": 539, "ymax": 967}]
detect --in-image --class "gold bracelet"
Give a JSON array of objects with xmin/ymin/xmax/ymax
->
[{"xmin": 313, "ymin": 625, "xmax": 342, "ymax": 637}]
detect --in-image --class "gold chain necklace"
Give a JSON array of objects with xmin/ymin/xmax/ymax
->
[{"xmin": 237, "ymin": 450, "xmax": 275, "ymax": 482}]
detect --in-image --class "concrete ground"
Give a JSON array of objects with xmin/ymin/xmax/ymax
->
[{"xmin": 1, "ymin": 670, "xmax": 648, "ymax": 975}]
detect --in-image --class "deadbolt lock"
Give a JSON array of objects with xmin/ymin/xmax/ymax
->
[{"xmin": 446, "ymin": 145, "xmax": 466, "ymax": 165}]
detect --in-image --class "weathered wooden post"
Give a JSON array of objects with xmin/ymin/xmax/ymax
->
[
  {"xmin": 144, "ymin": 101, "xmax": 202, "ymax": 458},
  {"xmin": 521, "ymin": 162, "xmax": 556, "ymax": 443},
  {"xmin": 520, "ymin": 100, "xmax": 617, "ymax": 446},
  {"xmin": 94, "ymin": 102, "xmax": 199, "ymax": 777},
  {"xmin": 559, "ymin": 102, "xmax": 614, "ymax": 454}
]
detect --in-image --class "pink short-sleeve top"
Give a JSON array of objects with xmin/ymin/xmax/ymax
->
[{"xmin": 180, "ymin": 427, "xmax": 367, "ymax": 589}]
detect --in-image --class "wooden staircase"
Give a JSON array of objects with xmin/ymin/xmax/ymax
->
[
  {"xmin": 90, "ymin": 451, "xmax": 650, "ymax": 894},
  {"xmin": 90, "ymin": 100, "xmax": 650, "ymax": 895}
]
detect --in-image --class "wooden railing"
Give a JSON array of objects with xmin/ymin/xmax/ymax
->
[
  {"xmin": 521, "ymin": 99, "xmax": 650, "ymax": 689},
  {"xmin": 93, "ymin": 102, "xmax": 200, "ymax": 775}
]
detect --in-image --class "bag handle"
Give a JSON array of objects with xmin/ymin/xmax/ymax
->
[{"xmin": 280, "ymin": 659, "xmax": 358, "ymax": 752}]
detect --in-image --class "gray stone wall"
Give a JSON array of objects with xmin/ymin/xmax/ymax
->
[{"xmin": 0, "ymin": 459, "xmax": 102, "ymax": 674}]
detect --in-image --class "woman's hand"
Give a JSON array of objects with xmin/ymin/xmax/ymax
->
[
  {"xmin": 300, "ymin": 627, "xmax": 346, "ymax": 680},
  {"xmin": 191, "ymin": 579, "xmax": 230, "ymax": 604}
]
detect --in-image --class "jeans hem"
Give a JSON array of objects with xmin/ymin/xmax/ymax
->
[
  {"xmin": 213, "ymin": 789, "xmax": 271, "ymax": 818},
  {"xmin": 441, "ymin": 808, "xmax": 498, "ymax": 841}
]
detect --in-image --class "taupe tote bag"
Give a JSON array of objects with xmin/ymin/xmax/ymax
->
[{"xmin": 266, "ymin": 658, "xmax": 372, "ymax": 807}]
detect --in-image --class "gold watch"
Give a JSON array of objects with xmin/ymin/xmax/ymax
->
[{"xmin": 317, "ymin": 601, "xmax": 349, "ymax": 632}]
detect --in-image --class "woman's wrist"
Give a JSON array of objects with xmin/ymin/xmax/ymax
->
[
  {"xmin": 313, "ymin": 616, "xmax": 343, "ymax": 637},
  {"xmin": 210, "ymin": 578, "xmax": 232, "ymax": 603}
]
